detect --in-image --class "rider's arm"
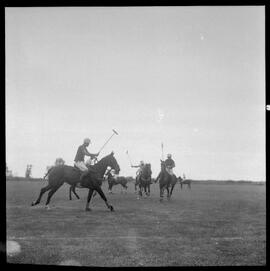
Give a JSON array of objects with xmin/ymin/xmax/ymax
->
[{"xmin": 83, "ymin": 148, "xmax": 98, "ymax": 159}]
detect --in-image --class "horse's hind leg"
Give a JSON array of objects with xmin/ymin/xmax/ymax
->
[
  {"xmin": 72, "ymin": 186, "xmax": 80, "ymax": 199},
  {"xmin": 94, "ymin": 186, "xmax": 114, "ymax": 211},
  {"xmin": 45, "ymin": 182, "xmax": 63, "ymax": 208},
  {"xmin": 31, "ymin": 183, "xmax": 52, "ymax": 206}
]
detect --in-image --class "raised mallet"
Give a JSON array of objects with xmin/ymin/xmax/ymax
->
[
  {"xmin": 98, "ymin": 129, "xmax": 119, "ymax": 153},
  {"xmin": 126, "ymin": 150, "xmax": 133, "ymax": 166}
]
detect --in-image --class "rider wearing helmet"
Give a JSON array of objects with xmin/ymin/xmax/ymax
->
[
  {"xmin": 164, "ymin": 154, "xmax": 175, "ymax": 175},
  {"xmin": 74, "ymin": 138, "xmax": 99, "ymax": 180}
]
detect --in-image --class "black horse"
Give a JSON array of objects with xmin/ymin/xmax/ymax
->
[
  {"xmin": 155, "ymin": 160, "xmax": 177, "ymax": 202},
  {"xmin": 31, "ymin": 152, "xmax": 120, "ymax": 211},
  {"xmin": 178, "ymin": 176, "xmax": 191, "ymax": 189},
  {"xmin": 138, "ymin": 163, "xmax": 152, "ymax": 197},
  {"xmin": 107, "ymin": 170, "xmax": 128, "ymax": 193}
]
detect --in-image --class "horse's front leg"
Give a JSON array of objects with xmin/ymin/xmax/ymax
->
[
  {"xmin": 139, "ymin": 184, "xmax": 143, "ymax": 197},
  {"xmin": 108, "ymin": 181, "xmax": 113, "ymax": 194},
  {"xmin": 85, "ymin": 188, "xmax": 94, "ymax": 211},
  {"xmin": 69, "ymin": 186, "xmax": 72, "ymax": 200},
  {"xmin": 170, "ymin": 184, "xmax": 175, "ymax": 197},
  {"xmin": 166, "ymin": 186, "xmax": 170, "ymax": 199},
  {"xmin": 160, "ymin": 185, "xmax": 165, "ymax": 202},
  {"xmin": 95, "ymin": 186, "xmax": 114, "ymax": 211}
]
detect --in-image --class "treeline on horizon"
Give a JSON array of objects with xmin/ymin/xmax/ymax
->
[{"xmin": 5, "ymin": 176, "xmax": 265, "ymax": 184}]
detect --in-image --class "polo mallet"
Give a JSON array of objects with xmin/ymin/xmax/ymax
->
[
  {"xmin": 161, "ymin": 142, "xmax": 164, "ymax": 161},
  {"xmin": 98, "ymin": 129, "xmax": 119, "ymax": 154},
  {"xmin": 126, "ymin": 150, "xmax": 133, "ymax": 167}
]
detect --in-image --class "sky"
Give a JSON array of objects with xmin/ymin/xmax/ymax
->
[{"xmin": 5, "ymin": 6, "xmax": 265, "ymax": 181}]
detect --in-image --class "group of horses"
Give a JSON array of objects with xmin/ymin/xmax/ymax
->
[{"xmin": 31, "ymin": 152, "xmax": 191, "ymax": 212}]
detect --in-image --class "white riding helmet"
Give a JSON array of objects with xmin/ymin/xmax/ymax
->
[
  {"xmin": 167, "ymin": 154, "xmax": 172, "ymax": 158},
  {"xmin": 83, "ymin": 138, "xmax": 91, "ymax": 144}
]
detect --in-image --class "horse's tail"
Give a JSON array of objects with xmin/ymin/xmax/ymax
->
[{"xmin": 43, "ymin": 166, "xmax": 54, "ymax": 180}]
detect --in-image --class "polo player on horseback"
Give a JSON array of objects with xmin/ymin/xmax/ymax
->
[
  {"xmin": 156, "ymin": 154, "xmax": 175, "ymax": 182},
  {"xmin": 164, "ymin": 154, "xmax": 175, "ymax": 175},
  {"xmin": 131, "ymin": 160, "xmax": 145, "ymax": 181},
  {"xmin": 74, "ymin": 138, "xmax": 99, "ymax": 180}
]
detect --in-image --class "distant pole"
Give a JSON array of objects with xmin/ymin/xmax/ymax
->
[{"xmin": 161, "ymin": 142, "xmax": 164, "ymax": 161}]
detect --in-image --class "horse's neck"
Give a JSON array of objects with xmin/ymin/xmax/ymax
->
[{"xmin": 92, "ymin": 159, "xmax": 107, "ymax": 176}]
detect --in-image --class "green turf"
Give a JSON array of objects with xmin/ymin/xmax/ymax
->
[{"xmin": 6, "ymin": 180, "xmax": 266, "ymax": 266}]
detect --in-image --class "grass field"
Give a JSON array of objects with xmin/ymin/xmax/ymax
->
[{"xmin": 6, "ymin": 180, "xmax": 266, "ymax": 266}]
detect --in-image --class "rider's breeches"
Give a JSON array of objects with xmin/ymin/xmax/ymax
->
[
  {"xmin": 74, "ymin": 161, "xmax": 88, "ymax": 171},
  {"xmin": 166, "ymin": 167, "xmax": 174, "ymax": 175}
]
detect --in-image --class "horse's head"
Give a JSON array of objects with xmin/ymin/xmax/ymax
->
[
  {"xmin": 178, "ymin": 176, "xmax": 183, "ymax": 182},
  {"xmin": 104, "ymin": 151, "xmax": 120, "ymax": 175}
]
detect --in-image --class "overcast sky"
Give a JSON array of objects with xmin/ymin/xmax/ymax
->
[{"xmin": 5, "ymin": 6, "xmax": 265, "ymax": 181}]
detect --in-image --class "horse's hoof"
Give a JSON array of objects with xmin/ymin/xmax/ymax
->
[
  {"xmin": 85, "ymin": 207, "xmax": 92, "ymax": 212},
  {"xmin": 31, "ymin": 202, "xmax": 35, "ymax": 206},
  {"xmin": 109, "ymin": 205, "xmax": 114, "ymax": 212},
  {"xmin": 45, "ymin": 205, "xmax": 51, "ymax": 210}
]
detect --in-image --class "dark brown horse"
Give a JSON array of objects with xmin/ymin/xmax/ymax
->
[
  {"xmin": 31, "ymin": 152, "xmax": 120, "ymax": 211},
  {"xmin": 138, "ymin": 163, "xmax": 152, "ymax": 197},
  {"xmin": 107, "ymin": 170, "xmax": 128, "ymax": 193},
  {"xmin": 155, "ymin": 160, "xmax": 177, "ymax": 201},
  {"xmin": 178, "ymin": 176, "xmax": 191, "ymax": 189},
  {"xmin": 68, "ymin": 164, "xmax": 106, "ymax": 200}
]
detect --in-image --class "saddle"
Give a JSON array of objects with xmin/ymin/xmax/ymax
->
[{"xmin": 73, "ymin": 164, "xmax": 98, "ymax": 174}]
